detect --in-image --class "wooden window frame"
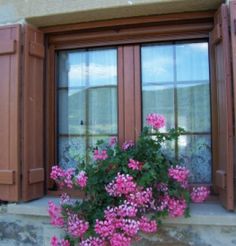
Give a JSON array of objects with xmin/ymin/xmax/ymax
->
[{"xmin": 43, "ymin": 11, "xmax": 216, "ymax": 195}]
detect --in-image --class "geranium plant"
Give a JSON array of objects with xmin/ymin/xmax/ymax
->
[{"xmin": 49, "ymin": 113, "xmax": 209, "ymax": 246}]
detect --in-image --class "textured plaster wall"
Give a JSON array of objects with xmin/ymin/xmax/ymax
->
[
  {"xmin": 0, "ymin": 0, "xmax": 223, "ymax": 27},
  {"xmin": 0, "ymin": 205, "xmax": 63, "ymax": 246},
  {"xmin": 0, "ymin": 204, "xmax": 236, "ymax": 246}
]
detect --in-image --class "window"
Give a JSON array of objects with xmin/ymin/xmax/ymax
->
[{"xmin": 55, "ymin": 40, "xmax": 212, "ymax": 184}]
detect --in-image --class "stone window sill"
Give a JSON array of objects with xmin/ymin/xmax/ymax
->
[{"xmin": 6, "ymin": 196, "xmax": 236, "ymax": 226}]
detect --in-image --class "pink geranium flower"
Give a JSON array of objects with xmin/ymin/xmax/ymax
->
[
  {"xmin": 109, "ymin": 136, "xmax": 117, "ymax": 147},
  {"xmin": 93, "ymin": 149, "xmax": 108, "ymax": 161},
  {"xmin": 105, "ymin": 173, "xmax": 137, "ymax": 197},
  {"xmin": 67, "ymin": 214, "xmax": 89, "ymax": 238},
  {"xmin": 76, "ymin": 171, "xmax": 88, "ymax": 188},
  {"xmin": 110, "ymin": 233, "xmax": 132, "ymax": 246},
  {"xmin": 50, "ymin": 166, "xmax": 75, "ymax": 189},
  {"xmin": 191, "ymin": 186, "xmax": 210, "ymax": 203},
  {"xmin": 48, "ymin": 201, "xmax": 64, "ymax": 227},
  {"xmin": 168, "ymin": 197, "xmax": 187, "ymax": 217},
  {"xmin": 122, "ymin": 140, "xmax": 134, "ymax": 151},
  {"xmin": 146, "ymin": 113, "xmax": 166, "ymax": 129},
  {"xmin": 168, "ymin": 165, "xmax": 189, "ymax": 188},
  {"xmin": 50, "ymin": 237, "xmax": 70, "ymax": 246},
  {"xmin": 128, "ymin": 159, "xmax": 142, "ymax": 171},
  {"xmin": 139, "ymin": 216, "xmax": 157, "ymax": 233},
  {"xmin": 80, "ymin": 237, "xmax": 105, "ymax": 246}
]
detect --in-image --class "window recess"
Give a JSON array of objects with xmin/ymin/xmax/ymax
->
[{"xmin": 45, "ymin": 8, "xmax": 234, "ymax": 210}]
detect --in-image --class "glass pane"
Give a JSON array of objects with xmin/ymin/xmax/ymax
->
[
  {"xmin": 88, "ymin": 87, "xmax": 117, "ymax": 134},
  {"xmin": 176, "ymin": 42, "xmax": 209, "ymax": 82},
  {"xmin": 178, "ymin": 135, "xmax": 212, "ymax": 183},
  {"xmin": 141, "ymin": 41, "xmax": 212, "ymax": 184},
  {"xmin": 141, "ymin": 44, "xmax": 174, "ymax": 84},
  {"xmin": 177, "ymin": 83, "xmax": 211, "ymax": 132},
  {"xmin": 58, "ymin": 50, "xmax": 87, "ymax": 88},
  {"xmin": 58, "ymin": 88, "xmax": 86, "ymax": 135},
  {"xmin": 89, "ymin": 136, "xmax": 111, "ymax": 148},
  {"xmin": 161, "ymin": 139, "xmax": 176, "ymax": 161},
  {"xmin": 58, "ymin": 137, "xmax": 86, "ymax": 169},
  {"xmin": 142, "ymin": 85, "xmax": 175, "ymax": 131},
  {"xmin": 88, "ymin": 48, "xmax": 117, "ymax": 86},
  {"xmin": 57, "ymin": 47, "xmax": 118, "ymax": 166}
]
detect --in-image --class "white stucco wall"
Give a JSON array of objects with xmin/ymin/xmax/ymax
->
[{"xmin": 0, "ymin": 0, "xmax": 223, "ymax": 27}]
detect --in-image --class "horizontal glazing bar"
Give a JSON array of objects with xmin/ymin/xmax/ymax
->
[
  {"xmin": 57, "ymin": 85, "xmax": 117, "ymax": 90},
  {"xmin": 58, "ymin": 134, "xmax": 117, "ymax": 137},
  {"xmin": 142, "ymin": 80, "xmax": 209, "ymax": 86}
]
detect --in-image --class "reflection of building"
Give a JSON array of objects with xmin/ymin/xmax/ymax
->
[{"xmin": 0, "ymin": 0, "xmax": 236, "ymax": 245}]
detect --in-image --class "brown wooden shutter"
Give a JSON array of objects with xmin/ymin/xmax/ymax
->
[
  {"xmin": 0, "ymin": 25, "xmax": 21, "ymax": 201},
  {"xmin": 210, "ymin": 4, "xmax": 234, "ymax": 210},
  {"xmin": 22, "ymin": 25, "xmax": 45, "ymax": 201}
]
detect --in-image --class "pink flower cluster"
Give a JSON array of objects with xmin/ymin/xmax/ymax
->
[
  {"xmin": 139, "ymin": 216, "xmax": 157, "ymax": 233},
  {"xmin": 60, "ymin": 193, "xmax": 74, "ymax": 206},
  {"xmin": 94, "ymin": 173, "xmax": 158, "ymax": 245},
  {"xmin": 109, "ymin": 136, "xmax": 117, "ymax": 147},
  {"xmin": 122, "ymin": 219, "xmax": 140, "ymax": 236},
  {"xmin": 94, "ymin": 216, "xmax": 139, "ymax": 245},
  {"xmin": 94, "ymin": 196, "xmax": 158, "ymax": 246},
  {"xmin": 117, "ymin": 201, "xmax": 138, "ymax": 217},
  {"xmin": 168, "ymin": 197, "xmax": 187, "ymax": 217},
  {"xmin": 110, "ymin": 233, "xmax": 132, "ymax": 246},
  {"xmin": 126, "ymin": 188, "xmax": 153, "ymax": 207},
  {"xmin": 168, "ymin": 165, "xmax": 189, "ymax": 188},
  {"xmin": 67, "ymin": 214, "xmax": 89, "ymax": 238},
  {"xmin": 157, "ymin": 183, "xmax": 169, "ymax": 194},
  {"xmin": 146, "ymin": 113, "xmax": 165, "ymax": 129},
  {"xmin": 50, "ymin": 166, "xmax": 64, "ymax": 180},
  {"xmin": 95, "ymin": 218, "xmax": 116, "ymax": 238},
  {"xmin": 106, "ymin": 173, "xmax": 137, "ymax": 196},
  {"xmin": 104, "ymin": 202, "xmax": 137, "ymax": 221},
  {"xmin": 93, "ymin": 149, "xmax": 108, "ymax": 161},
  {"xmin": 50, "ymin": 236, "xmax": 70, "ymax": 246},
  {"xmin": 48, "ymin": 201, "xmax": 64, "ymax": 227},
  {"xmin": 128, "ymin": 159, "xmax": 142, "ymax": 171},
  {"xmin": 48, "ymin": 113, "xmax": 212, "ymax": 246},
  {"xmin": 191, "ymin": 186, "xmax": 210, "ymax": 203},
  {"xmin": 80, "ymin": 237, "xmax": 105, "ymax": 246},
  {"xmin": 156, "ymin": 195, "xmax": 169, "ymax": 211},
  {"xmin": 76, "ymin": 171, "xmax": 88, "ymax": 188},
  {"xmin": 50, "ymin": 166, "xmax": 75, "ymax": 188},
  {"xmin": 122, "ymin": 140, "xmax": 134, "ymax": 151}
]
